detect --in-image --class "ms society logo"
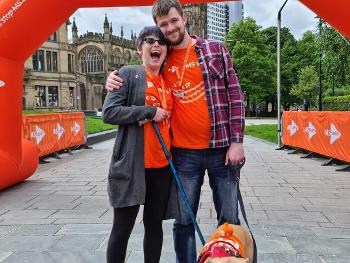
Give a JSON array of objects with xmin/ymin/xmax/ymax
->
[
  {"xmin": 287, "ymin": 120, "xmax": 299, "ymax": 136},
  {"xmin": 0, "ymin": 80, "xmax": 5, "ymax": 88},
  {"xmin": 304, "ymin": 122, "xmax": 317, "ymax": 140},
  {"xmin": 325, "ymin": 123, "xmax": 341, "ymax": 144},
  {"xmin": 31, "ymin": 125, "xmax": 45, "ymax": 145}
]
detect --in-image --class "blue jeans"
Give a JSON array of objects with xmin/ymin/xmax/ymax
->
[{"xmin": 172, "ymin": 147, "xmax": 241, "ymax": 263}]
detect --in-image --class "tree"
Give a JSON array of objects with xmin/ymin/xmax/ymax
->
[
  {"xmin": 262, "ymin": 27, "xmax": 299, "ymax": 109},
  {"xmin": 318, "ymin": 24, "xmax": 350, "ymax": 96},
  {"xmin": 225, "ymin": 18, "xmax": 275, "ymax": 115},
  {"xmin": 290, "ymin": 65, "xmax": 318, "ymax": 105}
]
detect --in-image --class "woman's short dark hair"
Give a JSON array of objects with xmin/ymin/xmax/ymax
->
[{"xmin": 136, "ymin": 26, "xmax": 169, "ymax": 50}]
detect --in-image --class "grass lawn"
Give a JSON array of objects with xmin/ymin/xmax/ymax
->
[
  {"xmin": 245, "ymin": 124, "xmax": 278, "ymax": 144},
  {"xmin": 22, "ymin": 111, "xmax": 116, "ymax": 134},
  {"xmin": 85, "ymin": 116, "xmax": 116, "ymax": 134},
  {"xmin": 23, "ymin": 110, "xmax": 52, "ymax": 114}
]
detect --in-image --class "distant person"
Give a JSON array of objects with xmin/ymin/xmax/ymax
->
[
  {"xmin": 303, "ymin": 99, "xmax": 310, "ymax": 111},
  {"xmin": 102, "ymin": 26, "xmax": 173, "ymax": 263},
  {"xmin": 256, "ymin": 106, "xmax": 261, "ymax": 119}
]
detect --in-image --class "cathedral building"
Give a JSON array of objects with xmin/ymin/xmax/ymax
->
[{"xmin": 23, "ymin": 15, "xmax": 138, "ymax": 111}]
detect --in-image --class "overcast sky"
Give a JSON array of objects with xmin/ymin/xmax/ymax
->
[{"xmin": 69, "ymin": 0, "xmax": 318, "ymax": 41}]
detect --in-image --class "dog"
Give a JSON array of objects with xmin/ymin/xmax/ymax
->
[{"xmin": 197, "ymin": 223, "xmax": 254, "ymax": 263}]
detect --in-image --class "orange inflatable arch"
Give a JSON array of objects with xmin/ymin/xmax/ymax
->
[{"xmin": 0, "ymin": 0, "xmax": 349, "ymax": 190}]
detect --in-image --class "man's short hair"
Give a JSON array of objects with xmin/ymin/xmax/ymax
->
[{"xmin": 152, "ymin": 0, "xmax": 184, "ymax": 24}]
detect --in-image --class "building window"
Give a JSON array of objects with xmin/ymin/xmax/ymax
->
[
  {"xmin": 46, "ymin": 51, "xmax": 52, "ymax": 71},
  {"xmin": 79, "ymin": 46, "xmax": 104, "ymax": 73},
  {"xmin": 35, "ymin": 85, "xmax": 46, "ymax": 107},
  {"xmin": 52, "ymin": 52, "xmax": 58, "ymax": 72},
  {"xmin": 48, "ymin": 32, "xmax": 57, "ymax": 42},
  {"xmin": 68, "ymin": 54, "xmax": 75, "ymax": 73},
  {"xmin": 32, "ymin": 50, "xmax": 45, "ymax": 71},
  {"xmin": 33, "ymin": 50, "xmax": 58, "ymax": 72},
  {"xmin": 69, "ymin": 87, "xmax": 75, "ymax": 107},
  {"xmin": 48, "ymin": 86, "xmax": 59, "ymax": 107}
]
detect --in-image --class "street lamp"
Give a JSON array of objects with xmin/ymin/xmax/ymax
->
[
  {"xmin": 316, "ymin": 16, "xmax": 323, "ymax": 111},
  {"xmin": 277, "ymin": 0, "xmax": 289, "ymax": 148}
]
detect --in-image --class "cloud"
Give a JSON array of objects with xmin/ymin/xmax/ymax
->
[
  {"xmin": 70, "ymin": 6, "xmax": 154, "ymax": 39},
  {"xmin": 69, "ymin": 1, "xmax": 317, "ymax": 41},
  {"xmin": 244, "ymin": 0, "xmax": 317, "ymax": 39}
]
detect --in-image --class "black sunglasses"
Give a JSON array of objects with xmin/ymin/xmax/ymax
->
[{"xmin": 143, "ymin": 37, "xmax": 167, "ymax": 46}]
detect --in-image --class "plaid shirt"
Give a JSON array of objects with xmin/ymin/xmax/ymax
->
[{"xmin": 193, "ymin": 35, "xmax": 245, "ymax": 148}]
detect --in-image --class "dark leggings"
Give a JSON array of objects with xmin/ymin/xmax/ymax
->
[{"xmin": 107, "ymin": 166, "xmax": 172, "ymax": 263}]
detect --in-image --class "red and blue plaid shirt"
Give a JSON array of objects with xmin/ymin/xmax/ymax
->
[{"xmin": 193, "ymin": 36, "xmax": 245, "ymax": 148}]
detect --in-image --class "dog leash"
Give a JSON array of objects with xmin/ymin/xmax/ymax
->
[
  {"xmin": 152, "ymin": 121, "xmax": 206, "ymax": 246},
  {"xmin": 223, "ymin": 160, "xmax": 257, "ymax": 263}
]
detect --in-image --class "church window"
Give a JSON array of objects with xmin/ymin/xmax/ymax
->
[{"xmin": 80, "ymin": 46, "xmax": 104, "ymax": 73}]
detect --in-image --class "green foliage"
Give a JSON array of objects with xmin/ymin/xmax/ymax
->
[
  {"xmin": 128, "ymin": 59, "xmax": 142, "ymax": 65},
  {"xmin": 245, "ymin": 124, "xmax": 278, "ymax": 144},
  {"xmin": 225, "ymin": 18, "xmax": 275, "ymax": 111},
  {"xmin": 290, "ymin": 66, "xmax": 318, "ymax": 102},
  {"xmin": 262, "ymin": 26, "xmax": 300, "ymax": 108},
  {"xmin": 323, "ymin": 95, "xmax": 350, "ymax": 103},
  {"xmin": 223, "ymin": 17, "xmax": 350, "ymax": 115}
]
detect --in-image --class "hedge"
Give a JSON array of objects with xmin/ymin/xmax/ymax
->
[{"xmin": 323, "ymin": 95, "xmax": 350, "ymax": 111}]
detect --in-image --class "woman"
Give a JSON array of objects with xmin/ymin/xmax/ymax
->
[{"xmin": 102, "ymin": 26, "xmax": 173, "ymax": 263}]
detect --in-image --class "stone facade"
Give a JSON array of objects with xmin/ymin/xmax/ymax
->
[
  {"xmin": 183, "ymin": 4, "xmax": 207, "ymax": 39},
  {"xmin": 23, "ymin": 16, "xmax": 138, "ymax": 111}
]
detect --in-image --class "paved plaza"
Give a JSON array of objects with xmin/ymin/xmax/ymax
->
[{"xmin": 1, "ymin": 133, "xmax": 350, "ymax": 262}]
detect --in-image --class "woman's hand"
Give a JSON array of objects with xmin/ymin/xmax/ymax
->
[
  {"xmin": 153, "ymin": 107, "xmax": 171, "ymax": 122},
  {"xmin": 106, "ymin": 70, "xmax": 124, "ymax": 92}
]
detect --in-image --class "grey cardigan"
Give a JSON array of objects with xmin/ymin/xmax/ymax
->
[{"xmin": 102, "ymin": 65, "xmax": 178, "ymax": 219}]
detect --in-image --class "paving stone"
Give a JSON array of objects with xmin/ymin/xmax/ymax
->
[
  {"xmin": 0, "ymin": 252, "xmax": 13, "ymax": 262},
  {"xmin": 263, "ymin": 225, "xmax": 317, "ymax": 237},
  {"xmin": 251, "ymin": 204, "xmax": 306, "ymax": 211},
  {"xmin": 287, "ymin": 236, "xmax": 350, "ymax": 255},
  {"xmin": 1, "ymin": 252, "xmax": 55, "ymax": 263},
  {"xmin": 9, "ymin": 224, "xmax": 62, "ymax": 236},
  {"xmin": 266, "ymin": 210, "xmax": 329, "ymax": 223},
  {"xmin": 55, "ymin": 224, "xmax": 111, "ymax": 235},
  {"xmin": 0, "ymin": 236, "xmax": 62, "ymax": 251},
  {"xmin": 0, "ymin": 218, "xmax": 56, "ymax": 225},
  {"xmin": 47, "ymin": 251, "xmax": 106, "ymax": 263},
  {"xmin": 254, "ymin": 236, "xmax": 295, "ymax": 254},
  {"xmin": 0, "ymin": 226, "xmax": 15, "ymax": 236},
  {"xmin": 0, "ymin": 210, "xmax": 57, "ymax": 219},
  {"xmin": 311, "ymin": 227, "xmax": 350, "ymax": 239},
  {"xmin": 320, "ymin": 255, "xmax": 350, "ymax": 263},
  {"xmin": 258, "ymin": 253, "xmax": 322, "ymax": 263},
  {"xmin": 48, "ymin": 208, "xmax": 108, "ymax": 219},
  {"xmin": 48, "ymin": 234, "xmax": 106, "ymax": 251}
]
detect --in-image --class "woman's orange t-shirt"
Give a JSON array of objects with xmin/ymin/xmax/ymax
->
[{"xmin": 144, "ymin": 70, "xmax": 173, "ymax": 168}]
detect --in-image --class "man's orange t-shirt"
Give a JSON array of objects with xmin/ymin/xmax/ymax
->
[
  {"xmin": 164, "ymin": 40, "xmax": 211, "ymax": 149},
  {"xmin": 144, "ymin": 71, "xmax": 173, "ymax": 168}
]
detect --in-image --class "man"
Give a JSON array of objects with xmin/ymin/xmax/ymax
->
[{"xmin": 106, "ymin": 1, "xmax": 245, "ymax": 262}]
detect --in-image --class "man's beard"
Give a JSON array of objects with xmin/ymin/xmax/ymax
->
[{"xmin": 168, "ymin": 27, "xmax": 185, "ymax": 46}]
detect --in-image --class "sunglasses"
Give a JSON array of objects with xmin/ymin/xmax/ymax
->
[{"xmin": 143, "ymin": 37, "xmax": 167, "ymax": 46}]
